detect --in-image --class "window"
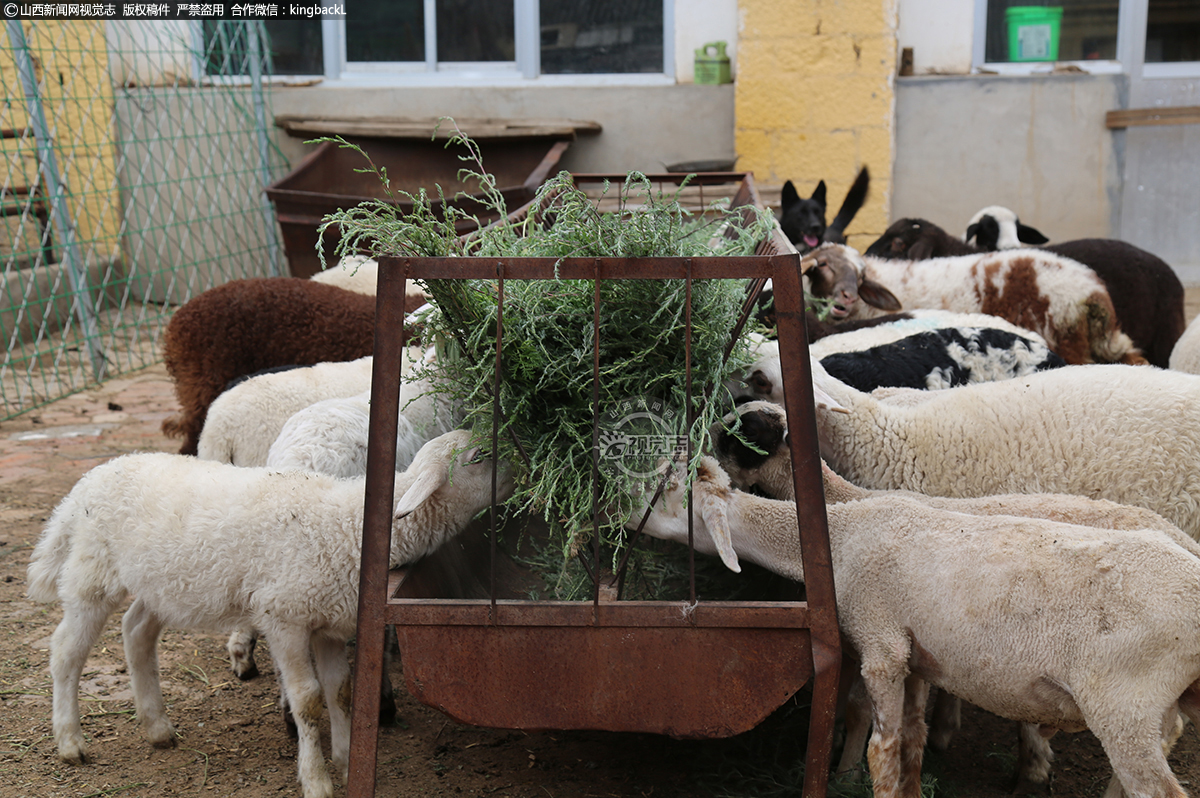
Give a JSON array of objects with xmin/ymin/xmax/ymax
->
[{"xmin": 974, "ymin": 0, "xmax": 1200, "ymax": 73}]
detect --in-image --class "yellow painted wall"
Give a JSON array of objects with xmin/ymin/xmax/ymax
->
[
  {"xmin": 0, "ymin": 21, "xmax": 121, "ymax": 265},
  {"xmin": 736, "ymin": 0, "xmax": 897, "ymax": 251}
]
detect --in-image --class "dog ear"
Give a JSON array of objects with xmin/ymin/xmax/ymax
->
[
  {"xmin": 811, "ymin": 180, "xmax": 827, "ymax": 207},
  {"xmin": 781, "ymin": 180, "xmax": 800, "ymax": 208},
  {"xmin": 1017, "ymin": 222, "xmax": 1049, "ymax": 245},
  {"xmin": 858, "ymin": 279, "xmax": 902, "ymax": 311}
]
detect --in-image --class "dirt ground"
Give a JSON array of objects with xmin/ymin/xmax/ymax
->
[{"xmin": 3, "ymin": 290, "xmax": 1200, "ymax": 798}]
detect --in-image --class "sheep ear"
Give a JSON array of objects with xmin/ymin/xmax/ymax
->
[
  {"xmin": 858, "ymin": 279, "xmax": 902, "ymax": 311},
  {"xmin": 1017, "ymin": 223, "xmax": 1049, "ymax": 245},
  {"xmin": 964, "ymin": 222, "xmax": 980, "ymax": 244},
  {"xmin": 696, "ymin": 489, "xmax": 741, "ymax": 573},
  {"xmin": 909, "ymin": 238, "xmax": 934, "ymax": 260},
  {"xmin": 395, "ymin": 467, "xmax": 449, "ymax": 519}
]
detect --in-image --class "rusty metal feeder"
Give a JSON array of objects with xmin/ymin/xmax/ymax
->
[{"xmin": 347, "ymin": 174, "xmax": 841, "ymax": 797}]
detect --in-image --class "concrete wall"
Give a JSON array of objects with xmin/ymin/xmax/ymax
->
[
  {"xmin": 675, "ymin": 0, "xmax": 739, "ymax": 82},
  {"xmin": 734, "ymin": 0, "xmax": 897, "ymax": 251},
  {"xmin": 891, "ymin": 73, "xmax": 1124, "ymax": 243},
  {"xmin": 269, "ymin": 83, "xmax": 736, "ymax": 175},
  {"xmin": 896, "ymin": 0, "xmax": 973, "ymax": 75}
]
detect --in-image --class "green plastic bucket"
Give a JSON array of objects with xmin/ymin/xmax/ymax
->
[{"xmin": 1006, "ymin": 6, "xmax": 1063, "ymax": 61}]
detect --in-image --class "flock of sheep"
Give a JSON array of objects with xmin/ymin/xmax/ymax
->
[{"xmin": 24, "ymin": 201, "xmax": 1200, "ymax": 798}]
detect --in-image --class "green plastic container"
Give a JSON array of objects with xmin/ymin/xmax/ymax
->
[
  {"xmin": 1006, "ymin": 6, "xmax": 1063, "ymax": 62},
  {"xmin": 694, "ymin": 41, "xmax": 732, "ymax": 85}
]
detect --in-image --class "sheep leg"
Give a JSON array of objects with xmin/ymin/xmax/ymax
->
[
  {"xmin": 50, "ymin": 598, "xmax": 119, "ymax": 764},
  {"xmin": 927, "ymin": 688, "xmax": 960, "ymax": 751},
  {"xmin": 226, "ymin": 628, "xmax": 260, "ymax": 680},
  {"xmin": 899, "ymin": 674, "xmax": 930, "ymax": 797},
  {"xmin": 1100, "ymin": 706, "xmax": 1187, "ymax": 798},
  {"xmin": 1014, "ymin": 722, "xmax": 1055, "ymax": 794},
  {"xmin": 1086, "ymin": 698, "xmax": 1187, "ymax": 798},
  {"xmin": 266, "ymin": 624, "xmax": 334, "ymax": 798},
  {"xmin": 311, "ymin": 634, "xmax": 352, "ymax": 783},
  {"xmin": 863, "ymin": 657, "xmax": 921, "ymax": 798},
  {"xmin": 120, "ymin": 597, "xmax": 176, "ymax": 749},
  {"xmin": 836, "ymin": 674, "xmax": 871, "ymax": 775}
]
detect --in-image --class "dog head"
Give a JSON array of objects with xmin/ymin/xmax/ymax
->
[{"xmin": 779, "ymin": 180, "xmax": 827, "ymax": 253}]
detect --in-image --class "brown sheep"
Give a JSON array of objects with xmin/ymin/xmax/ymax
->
[{"xmin": 161, "ymin": 277, "xmax": 423, "ymax": 456}]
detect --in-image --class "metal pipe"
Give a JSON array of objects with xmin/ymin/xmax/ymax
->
[{"xmin": 6, "ymin": 20, "xmax": 106, "ymax": 381}]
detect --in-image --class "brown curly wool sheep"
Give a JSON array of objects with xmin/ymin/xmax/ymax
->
[{"xmin": 161, "ymin": 277, "xmax": 422, "ymax": 456}]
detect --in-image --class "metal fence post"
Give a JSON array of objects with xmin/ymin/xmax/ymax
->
[{"xmin": 6, "ymin": 19, "xmax": 106, "ymax": 381}]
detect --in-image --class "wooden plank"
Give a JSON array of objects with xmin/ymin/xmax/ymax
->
[
  {"xmin": 1106, "ymin": 105, "xmax": 1200, "ymax": 129},
  {"xmin": 274, "ymin": 115, "xmax": 602, "ymax": 139}
]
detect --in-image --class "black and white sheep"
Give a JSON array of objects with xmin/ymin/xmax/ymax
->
[{"xmin": 735, "ymin": 310, "xmax": 1065, "ymax": 403}]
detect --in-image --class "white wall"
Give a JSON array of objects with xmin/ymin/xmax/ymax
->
[
  {"xmin": 675, "ymin": 0, "xmax": 739, "ymax": 82},
  {"xmin": 106, "ymin": 21, "xmax": 196, "ymax": 87},
  {"xmin": 897, "ymin": 0, "xmax": 974, "ymax": 75}
]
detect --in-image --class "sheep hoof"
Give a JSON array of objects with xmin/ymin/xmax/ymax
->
[
  {"xmin": 1012, "ymin": 776, "xmax": 1050, "ymax": 796},
  {"xmin": 151, "ymin": 735, "xmax": 178, "ymax": 750},
  {"xmin": 57, "ymin": 741, "xmax": 89, "ymax": 765},
  {"xmin": 234, "ymin": 661, "xmax": 259, "ymax": 681}
]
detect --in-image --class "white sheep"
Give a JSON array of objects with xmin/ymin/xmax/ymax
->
[
  {"xmin": 196, "ymin": 356, "xmax": 375, "ymax": 467},
  {"xmin": 630, "ymin": 456, "xmax": 1200, "ymax": 798},
  {"xmin": 1170, "ymin": 314, "xmax": 1200, "ymax": 375},
  {"xmin": 309, "ymin": 255, "xmax": 431, "ymax": 304},
  {"xmin": 27, "ymin": 429, "xmax": 511, "ymax": 798},
  {"xmin": 803, "ymin": 356, "xmax": 1200, "ymax": 542},
  {"xmin": 714, "ymin": 400, "xmax": 1200, "ymax": 787}
]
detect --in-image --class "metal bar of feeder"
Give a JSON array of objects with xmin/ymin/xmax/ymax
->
[
  {"xmin": 591, "ymin": 262, "xmax": 603, "ymax": 610},
  {"xmin": 685, "ymin": 260, "xmax": 696, "ymax": 605},
  {"xmin": 491, "ymin": 265, "xmax": 504, "ymax": 618}
]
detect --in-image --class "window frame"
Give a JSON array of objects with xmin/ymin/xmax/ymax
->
[
  {"xmin": 971, "ymin": 0, "xmax": 1200, "ymax": 78},
  {"xmin": 321, "ymin": 0, "xmax": 676, "ymax": 85}
]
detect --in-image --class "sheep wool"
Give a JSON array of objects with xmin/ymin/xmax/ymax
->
[{"xmin": 808, "ymin": 357, "xmax": 1200, "ymax": 540}]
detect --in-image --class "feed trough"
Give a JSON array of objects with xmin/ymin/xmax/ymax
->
[
  {"xmin": 265, "ymin": 134, "xmax": 570, "ymax": 279},
  {"xmin": 346, "ymin": 173, "xmax": 841, "ymax": 797}
]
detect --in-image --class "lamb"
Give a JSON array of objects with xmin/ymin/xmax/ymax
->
[
  {"xmin": 865, "ymin": 215, "xmax": 1186, "ymax": 368},
  {"xmin": 196, "ymin": 356, "xmax": 376, "ymax": 467},
  {"xmin": 714, "ymin": 400, "xmax": 1200, "ymax": 787},
  {"xmin": 734, "ymin": 310, "xmax": 1065, "ymax": 402},
  {"xmin": 803, "ymin": 355, "xmax": 1200, "ymax": 542},
  {"xmin": 1170, "ymin": 314, "xmax": 1200, "ymax": 375},
  {"xmin": 309, "ymin": 255, "xmax": 432, "ymax": 305},
  {"xmin": 630, "ymin": 456, "xmax": 1200, "ymax": 798},
  {"xmin": 161, "ymin": 277, "xmax": 425, "ymax": 456},
  {"xmin": 963, "ymin": 205, "xmax": 1049, "ymax": 250},
  {"xmin": 801, "ymin": 242, "xmax": 1145, "ymax": 365},
  {"xmin": 27, "ymin": 429, "xmax": 512, "ymax": 798}
]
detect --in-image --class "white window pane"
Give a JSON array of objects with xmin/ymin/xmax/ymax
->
[
  {"xmin": 540, "ymin": 0, "xmax": 663, "ymax": 73},
  {"xmin": 1147, "ymin": 0, "xmax": 1200, "ymax": 63},
  {"xmin": 984, "ymin": 1, "xmax": 1118, "ymax": 63},
  {"xmin": 438, "ymin": 0, "xmax": 516, "ymax": 61},
  {"xmin": 346, "ymin": 1, "xmax": 425, "ymax": 62}
]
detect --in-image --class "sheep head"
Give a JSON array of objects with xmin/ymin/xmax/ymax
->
[
  {"xmin": 802, "ymin": 243, "xmax": 901, "ymax": 317},
  {"xmin": 629, "ymin": 457, "xmax": 742, "ymax": 574},
  {"xmin": 964, "ymin": 205, "xmax": 1048, "ymax": 250},
  {"xmin": 394, "ymin": 429, "xmax": 514, "ymax": 520},
  {"xmin": 864, "ymin": 218, "xmax": 973, "ymax": 260}
]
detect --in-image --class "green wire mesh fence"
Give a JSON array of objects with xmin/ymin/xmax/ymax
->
[{"xmin": 0, "ymin": 20, "xmax": 288, "ymax": 419}]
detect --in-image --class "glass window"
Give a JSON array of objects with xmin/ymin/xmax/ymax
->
[
  {"xmin": 437, "ymin": 0, "xmax": 516, "ymax": 62},
  {"xmin": 984, "ymin": 0, "xmax": 1119, "ymax": 63},
  {"xmin": 203, "ymin": 21, "xmax": 324, "ymax": 76},
  {"xmin": 539, "ymin": 0, "xmax": 664, "ymax": 74},
  {"xmin": 346, "ymin": 1, "xmax": 425, "ymax": 62},
  {"xmin": 1146, "ymin": 0, "xmax": 1200, "ymax": 62}
]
